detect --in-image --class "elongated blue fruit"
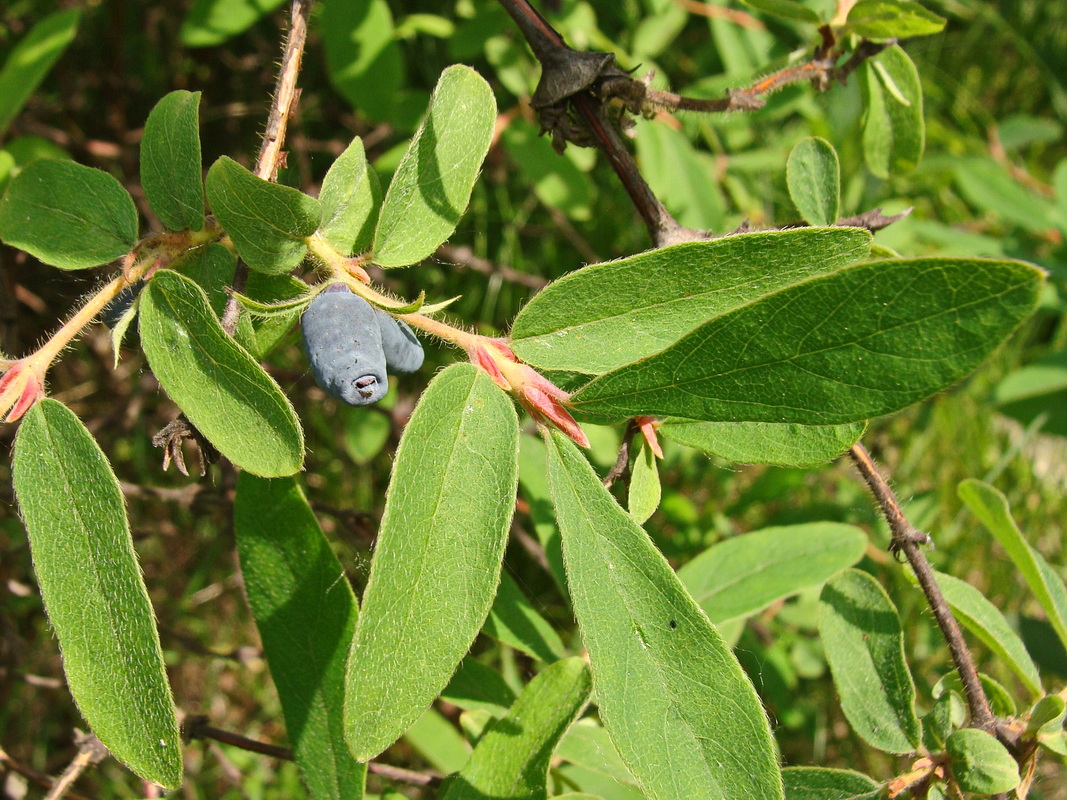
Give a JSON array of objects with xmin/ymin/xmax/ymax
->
[
  {"xmin": 375, "ymin": 310, "xmax": 424, "ymax": 373},
  {"xmin": 101, "ymin": 284, "xmax": 142, "ymax": 329},
  {"xmin": 302, "ymin": 284, "xmax": 388, "ymax": 405}
]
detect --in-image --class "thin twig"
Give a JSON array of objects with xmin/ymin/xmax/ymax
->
[
  {"xmin": 437, "ymin": 244, "xmax": 548, "ymax": 289},
  {"xmin": 603, "ymin": 418, "xmax": 640, "ymax": 489},
  {"xmin": 43, "ymin": 732, "xmax": 109, "ymax": 800},
  {"xmin": 0, "ymin": 747, "xmax": 94, "ymax": 800},
  {"xmin": 848, "ymin": 443, "xmax": 996, "ymax": 732},
  {"xmin": 220, "ymin": 0, "xmax": 310, "ymax": 335}
]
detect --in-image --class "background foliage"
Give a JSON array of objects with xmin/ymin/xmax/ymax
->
[{"xmin": 1, "ymin": 0, "xmax": 1065, "ymax": 797}]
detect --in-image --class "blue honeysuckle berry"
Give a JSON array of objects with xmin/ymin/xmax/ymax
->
[
  {"xmin": 101, "ymin": 284, "xmax": 142, "ymax": 329},
  {"xmin": 374, "ymin": 308, "xmax": 424, "ymax": 374},
  {"xmin": 301, "ymin": 283, "xmax": 388, "ymax": 406}
]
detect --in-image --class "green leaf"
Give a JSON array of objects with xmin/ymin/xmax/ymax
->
[
  {"xmin": 322, "ymin": 0, "xmax": 403, "ymax": 121},
  {"xmin": 317, "ymin": 136, "xmax": 381, "ymax": 256},
  {"xmin": 923, "ymin": 569, "xmax": 1042, "ymax": 699},
  {"xmin": 786, "ymin": 137, "xmax": 840, "ymax": 226},
  {"xmin": 0, "ymin": 9, "xmax": 81, "ymax": 136},
  {"xmin": 344, "ymin": 364, "xmax": 519, "ymax": 761},
  {"xmin": 634, "ymin": 119, "xmax": 726, "ymax": 231},
  {"xmin": 781, "ymin": 767, "xmax": 880, "ymax": 800},
  {"xmin": 511, "ymin": 227, "xmax": 872, "ymax": 376},
  {"xmin": 545, "ymin": 431, "xmax": 783, "ymax": 800},
  {"xmin": 861, "ymin": 45, "xmax": 924, "ymax": 178},
  {"xmin": 180, "ymin": 0, "xmax": 286, "ymax": 47},
  {"xmin": 12, "ymin": 400, "xmax": 181, "ymax": 788},
  {"xmin": 555, "ymin": 719, "xmax": 641, "ymax": 791},
  {"xmin": 442, "ymin": 658, "xmax": 517, "ymax": 716},
  {"xmin": 959, "ymin": 479, "xmax": 1067, "ymax": 651},
  {"xmin": 846, "ymin": 1, "xmax": 946, "ymax": 39},
  {"xmin": 205, "ymin": 156, "xmax": 321, "ymax": 274},
  {"xmin": 0, "ymin": 159, "xmax": 138, "ymax": 269},
  {"xmin": 680, "ymin": 523, "xmax": 868, "ymax": 625},
  {"xmin": 738, "ymin": 0, "xmax": 821, "ymax": 23},
  {"xmin": 442, "ymin": 658, "xmax": 592, "ymax": 800},
  {"xmin": 484, "ymin": 571, "xmax": 567, "ymax": 663},
  {"xmin": 995, "ymin": 348, "xmax": 1067, "ymax": 437},
  {"xmin": 340, "ymin": 406, "xmax": 391, "ymax": 465},
  {"xmin": 140, "ymin": 91, "xmax": 204, "ymax": 231},
  {"xmin": 403, "ymin": 708, "xmax": 471, "ymax": 773},
  {"xmin": 953, "ymin": 157, "xmax": 1055, "ymax": 235},
  {"xmin": 627, "ymin": 441, "xmax": 660, "ymax": 524},
  {"xmin": 518, "ymin": 435, "xmax": 569, "ymax": 598},
  {"xmin": 660, "ymin": 420, "xmax": 864, "ymax": 467},
  {"xmin": 139, "ymin": 270, "xmax": 304, "ymax": 477},
  {"xmin": 570, "ymin": 257, "xmax": 1044, "ymax": 425},
  {"xmin": 945, "ymin": 729, "xmax": 1020, "ymax": 794},
  {"xmin": 818, "ymin": 569, "xmax": 921, "ymax": 753},
  {"xmin": 372, "ymin": 65, "xmax": 496, "ymax": 268},
  {"xmin": 234, "ymin": 474, "xmax": 365, "ymax": 800},
  {"xmin": 502, "ymin": 122, "xmax": 593, "ymax": 221}
]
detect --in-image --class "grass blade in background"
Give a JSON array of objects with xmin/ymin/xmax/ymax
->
[
  {"xmin": 139, "ymin": 270, "xmax": 304, "ymax": 477},
  {"xmin": 678, "ymin": 523, "xmax": 868, "ymax": 625},
  {"xmin": 818, "ymin": 569, "xmax": 922, "ymax": 753},
  {"xmin": 545, "ymin": 431, "xmax": 783, "ymax": 800},
  {"xmin": 510, "ymin": 227, "xmax": 871, "ymax": 375},
  {"xmin": 12, "ymin": 400, "xmax": 181, "ymax": 788},
  {"xmin": 140, "ymin": 90, "xmax": 204, "ymax": 231},
  {"xmin": 571, "ymin": 258, "xmax": 1044, "ymax": 424},
  {"xmin": 372, "ymin": 65, "xmax": 495, "ymax": 267},
  {"xmin": 442, "ymin": 657, "xmax": 592, "ymax": 800},
  {"xmin": 483, "ymin": 571, "xmax": 567, "ymax": 663},
  {"xmin": 235, "ymin": 474, "xmax": 365, "ymax": 800},
  {"xmin": 344, "ymin": 364, "xmax": 519, "ymax": 761}
]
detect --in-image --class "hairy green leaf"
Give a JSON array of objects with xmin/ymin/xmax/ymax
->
[
  {"xmin": 13, "ymin": 400, "xmax": 181, "ymax": 788},
  {"xmin": 786, "ymin": 137, "xmax": 840, "ymax": 226},
  {"xmin": 846, "ymin": 0, "xmax": 946, "ymax": 39},
  {"xmin": 945, "ymin": 729, "xmax": 1020, "ymax": 794},
  {"xmin": 570, "ymin": 257, "xmax": 1044, "ymax": 425},
  {"xmin": 660, "ymin": 420, "xmax": 864, "ymax": 467},
  {"xmin": 511, "ymin": 227, "xmax": 872, "ymax": 375},
  {"xmin": 781, "ymin": 767, "xmax": 880, "ymax": 800},
  {"xmin": 0, "ymin": 158, "xmax": 138, "ymax": 269},
  {"xmin": 344, "ymin": 364, "xmax": 519, "ymax": 761},
  {"xmin": 139, "ymin": 270, "xmax": 304, "ymax": 476},
  {"xmin": 818, "ymin": 569, "xmax": 921, "ymax": 753},
  {"xmin": 627, "ymin": 441, "xmax": 660, "ymax": 525},
  {"xmin": 679, "ymin": 523, "xmax": 868, "ymax": 625},
  {"xmin": 205, "ymin": 156, "xmax": 321, "ymax": 274},
  {"xmin": 545, "ymin": 431, "xmax": 783, "ymax": 800},
  {"xmin": 373, "ymin": 65, "xmax": 496, "ymax": 267},
  {"xmin": 442, "ymin": 658, "xmax": 591, "ymax": 800},
  {"xmin": 861, "ymin": 45, "xmax": 924, "ymax": 178},
  {"xmin": 140, "ymin": 91, "xmax": 204, "ymax": 231},
  {"xmin": 317, "ymin": 136, "xmax": 381, "ymax": 255},
  {"xmin": 0, "ymin": 9, "xmax": 80, "ymax": 135},
  {"xmin": 235, "ymin": 475, "xmax": 365, "ymax": 800}
]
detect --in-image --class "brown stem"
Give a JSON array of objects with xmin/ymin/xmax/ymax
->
[
  {"xmin": 603, "ymin": 418, "xmax": 639, "ymax": 489},
  {"xmin": 0, "ymin": 746, "xmax": 93, "ymax": 800},
  {"xmin": 848, "ymin": 443, "xmax": 996, "ymax": 732},
  {"xmin": 43, "ymin": 732, "xmax": 109, "ymax": 800},
  {"xmin": 220, "ymin": 0, "xmax": 310, "ymax": 335}
]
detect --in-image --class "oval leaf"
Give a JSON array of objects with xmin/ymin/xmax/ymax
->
[
  {"xmin": 511, "ymin": 227, "xmax": 872, "ymax": 376},
  {"xmin": 0, "ymin": 8, "xmax": 81, "ymax": 136},
  {"xmin": 818, "ymin": 569, "xmax": 922, "ymax": 753},
  {"xmin": 235, "ymin": 474, "xmax": 365, "ymax": 800},
  {"xmin": 846, "ymin": 0, "xmax": 946, "ymax": 39},
  {"xmin": 0, "ymin": 158, "xmax": 138, "ymax": 269},
  {"xmin": 660, "ymin": 420, "xmax": 864, "ymax": 467},
  {"xmin": 139, "ymin": 270, "xmax": 304, "ymax": 476},
  {"xmin": 786, "ymin": 137, "xmax": 840, "ymax": 227},
  {"xmin": 545, "ymin": 431, "xmax": 783, "ymax": 800},
  {"xmin": 570, "ymin": 257, "xmax": 1044, "ymax": 425},
  {"xmin": 205, "ymin": 155, "xmax": 321, "ymax": 274},
  {"xmin": 180, "ymin": 0, "xmax": 286, "ymax": 47},
  {"xmin": 12, "ymin": 400, "xmax": 181, "ymax": 788},
  {"xmin": 861, "ymin": 45, "xmax": 924, "ymax": 178},
  {"xmin": 344, "ymin": 364, "xmax": 519, "ymax": 761},
  {"xmin": 373, "ymin": 65, "xmax": 496, "ymax": 268},
  {"xmin": 140, "ymin": 90, "xmax": 205, "ymax": 231},
  {"xmin": 679, "ymin": 523, "xmax": 868, "ymax": 625},
  {"xmin": 945, "ymin": 729, "xmax": 1020, "ymax": 794},
  {"xmin": 318, "ymin": 136, "xmax": 381, "ymax": 256},
  {"xmin": 782, "ymin": 767, "xmax": 880, "ymax": 800},
  {"xmin": 322, "ymin": 0, "xmax": 403, "ymax": 121},
  {"xmin": 442, "ymin": 658, "xmax": 592, "ymax": 800}
]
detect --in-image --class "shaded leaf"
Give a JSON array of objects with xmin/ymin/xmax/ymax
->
[
  {"xmin": 545, "ymin": 431, "xmax": 782, "ymax": 800},
  {"xmin": 180, "ymin": 0, "xmax": 286, "ymax": 47},
  {"xmin": 373, "ymin": 65, "xmax": 495, "ymax": 267},
  {"xmin": 344, "ymin": 364, "xmax": 519, "ymax": 761},
  {"xmin": 235, "ymin": 474, "xmax": 365, "ymax": 800},
  {"xmin": 484, "ymin": 571, "xmax": 567, "ymax": 663},
  {"xmin": 861, "ymin": 45, "xmax": 924, "ymax": 178},
  {"xmin": 679, "ymin": 523, "xmax": 868, "ymax": 625},
  {"xmin": 0, "ymin": 159, "xmax": 137, "ymax": 269},
  {"xmin": 945, "ymin": 729, "xmax": 1020, "ymax": 794},
  {"xmin": 511, "ymin": 227, "xmax": 872, "ymax": 376},
  {"xmin": 442, "ymin": 658, "xmax": 592, "ymax": 800},
  {"xmin": 0, "ymin": 9, "xmax": 81, "ymax": 136},
  {"xmin": 781, "ymin": 767, "xmax": 880, "ymax": 800},
  {"xmin": 818, "ymin": 569, "xmax": 921, "ymax": 753},
  {"xmin": 442, "ymin": 658, "xmax": 517, "ymax": 716},
  {"xmin": 660, "ymin": 419, "xmax": 864, "ymax": 467},
  {"xmin": 570, "ymin": 257, "xmax": 1044, "ymax": 425},
  {"xmin": 13, "ymin": 400, "xmax": 181, "ymax": 788},
  {"xmin": 786, "ymin": 137, "xmax": 840, "ymax": 227},
  {"xmin": 139, "ymin": 270, "xmax": 304, "ymax": 477},
  {"xmin": 205, "ymin": 156, "xmax": 321, "ymax": 274},
  {"xmin": 140, "ymin": 91, "xmax": 204, "ymax": 231},
  {"xmin": 634, "ymin": 119, "xmax": 726, "ymax": 231},
  {"xmin": 322, "ymin": 0, "xmax": 403, "ymax": 121}
]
